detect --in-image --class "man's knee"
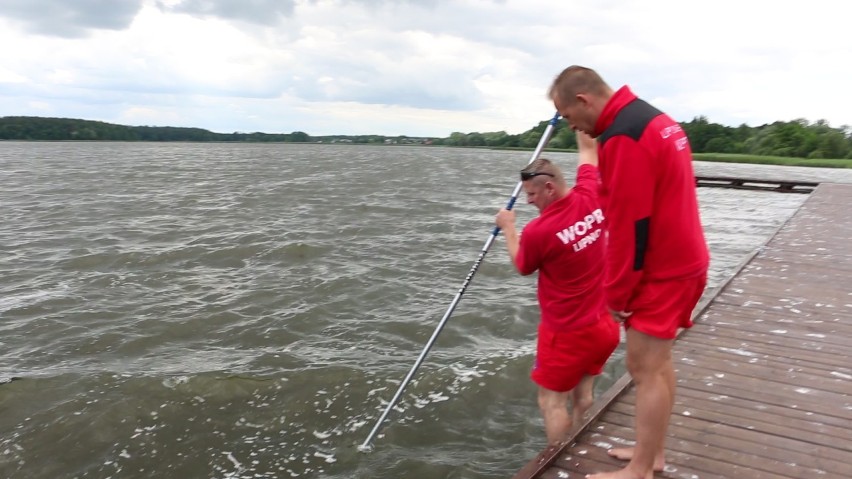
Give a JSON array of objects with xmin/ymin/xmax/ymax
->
[
  {"xmin": 625, "ymin": 329, "xmax": 674, "ymax": 378},
  {"xmin": 538, "ymin": 387, "xmax": 569, "ymax": 412}
]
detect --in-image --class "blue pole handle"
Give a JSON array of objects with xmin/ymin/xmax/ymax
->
[{"xmin": 505, "ymin": 196, "xmax": 518, "ymax": 211}]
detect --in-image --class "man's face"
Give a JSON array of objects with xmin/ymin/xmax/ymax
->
[
  {"xmin": 523, "ymin": 179, "xmax": 553, "ymax": 212},
  {"xmin": 554, "ymin": 94, "xmax": 596, "ymax": 137}
]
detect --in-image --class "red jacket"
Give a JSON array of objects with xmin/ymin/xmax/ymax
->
[
  {"xmin": 594, "ymin": 86, "xmax": 709, "ymax": 312},
  {"xmin": 515, "ymin": 164, "xmax": 607, "ymax": 331}
]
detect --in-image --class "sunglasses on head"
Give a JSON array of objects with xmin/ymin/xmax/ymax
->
[{"xmin": 520, "ymin": 171, "xmax": 555, "ymax": 181}]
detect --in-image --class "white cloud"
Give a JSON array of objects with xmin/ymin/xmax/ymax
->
[
  {"xmin": 0, "ymin": 0, "xmax": 850, "ymax": 136},
  {"xmin": 0, "ymin": 68, "xmax": 28, "ymax": 84}
]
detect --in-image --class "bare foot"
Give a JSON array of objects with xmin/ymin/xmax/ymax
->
[
  {"xmin": 606, "ymin": 447, "xmax": 664, "ymax": 472},
  {"xmin": 585, "ymin": 466, "xmax": 652, "ymax": 479}
]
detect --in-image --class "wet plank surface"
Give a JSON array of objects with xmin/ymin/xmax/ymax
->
[{"xmin": 512, "ymin": 182, "xmax": 852, "ymax": 479}]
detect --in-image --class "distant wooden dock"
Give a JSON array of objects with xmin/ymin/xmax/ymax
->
[
  {"xmin": 512, "ymin": 182, "xmax": 852, "ymax": 479},
  {"xmin": 695, "ymin": 176, "xmax": 818, "ymax": 193}
]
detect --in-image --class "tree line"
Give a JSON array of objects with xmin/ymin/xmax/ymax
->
[
  {"xmin": 439, "ymin": 116, "xmax": 852, "ymax": 160},
  {"xmin": 2, "ymin": 115, "xmax": 851, "ymax": 160},
  {"xmin": 0, "ymin": 117, "xmax": 312, "ymax": 143}
]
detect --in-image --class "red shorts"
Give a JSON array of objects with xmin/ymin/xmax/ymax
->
[
  {"xmin": 624, "ymin": 274, "xmax": 707, "ymax": 340},
  {"xmin": 531, "ymin": 312, "xmax": 620, "ymax": 392}
]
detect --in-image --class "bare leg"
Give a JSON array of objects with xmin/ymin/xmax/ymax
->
[
  {"xmin": 538, "ymin": 386, "xmax": 572, "ymax": 444},
  {"xmin": 571, "ymin": 375, "xmax": 595, "ymax": 427},
  {"xmin": 587, "ymin": 329, "xmax": 672, "ymax": 479},
  {"xmin": 606, "ymin": 338, "xmax": 672, "ymax": 471}
]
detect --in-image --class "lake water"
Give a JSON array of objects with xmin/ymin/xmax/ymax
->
[{"xmin": 2, "ymin": 142, "xmax": 850, "ymax": 479}]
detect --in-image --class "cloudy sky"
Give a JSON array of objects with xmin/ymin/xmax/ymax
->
[{"xmin": 1, "ymin": 0, "xmax": 849, "ymax": 137}]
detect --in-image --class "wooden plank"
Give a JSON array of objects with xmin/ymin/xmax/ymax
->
[
  {"xmin": 610, "ymin": 399, "xmax": 852, "ymax": 455},
  {"xmin": 694, "ymin": 310, "xmax": 852, "ymax": 348},
  {"xmin": 595, "ymin": 412, "xmax": 850, "ymax": 474},
  {"xmin": 674, "ymin": 339, "xmax": 852, "ymax": 376},
  {"xmin": 620, "ymin": 387, "xmax": 852, "ymax": 440},
  {"xmin": 671, "ymin": 386, "xmax": 852, "ymax": 430},
  {"xmin": 681, "ymin": 327, "xmax": 852, "ymax": 363},
  {"xmin": 576, "ymin": 423, "xmax": 810, "ymax": 479},
  {"xmin": 674, "ymin": 358, "xmax": 852, "ymax": 399},
  {"xmin": 702, "ymin": 300, "xmax": 852, "ymax": 324},
  {"xmin": 671, "ymin": 366, "xmax": 851, "ymax": 419},
  {"xmin": 695, "ymin": 176, "xmax": 818, "ymax": 193}
]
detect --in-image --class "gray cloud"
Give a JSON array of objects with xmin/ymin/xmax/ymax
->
[
  {"xmin": 159, "ymin": 0, "xmax": 297, "ymax": 26},
  {"xmin": 0, "ymin": 0, "xmax": 144, "ymax": 38},
  {"xmin": 157, "ymin": 0, "xmax": 465, "ymax": 26}
]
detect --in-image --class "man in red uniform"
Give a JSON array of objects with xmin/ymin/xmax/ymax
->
[
  {"xmin": 548, "ymin": 66, "xmax": 709, "ymax": 479},
  {"xmin": 495, "ymin": 135, "xmax": 620, "ymax": 445}
]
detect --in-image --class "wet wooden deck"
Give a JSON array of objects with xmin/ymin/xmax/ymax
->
[{"xmin": 512, "ymin": 182, "xmax": 852, "ymax": 479}]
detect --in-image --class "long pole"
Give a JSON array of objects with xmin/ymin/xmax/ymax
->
[{"xmin": 359, "ymin": 112, "xmax": 562, "ymax": 451}]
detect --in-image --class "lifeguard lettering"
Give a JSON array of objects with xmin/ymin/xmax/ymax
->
[
  {"xmin": 660, "ymin": 124, "xmax": 689, "ymax": 151},
  {"xmin": 659, "ymin": 124, "xmax": 682, "ymax": 139},
  {"xmin": 572, "ymin": 228, "xmax": 603, "ymax": 252},
  {"xmin": 555, "ymin": 208, "xmax": 605, "ymax": 252}
]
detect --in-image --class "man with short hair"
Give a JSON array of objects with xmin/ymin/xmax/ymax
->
[
  {"xmin": 495, "ymin": 136, "xmax": 620, "ymax": 445},
  {"xmin": 548, "ymin": 65, "xmax": 709, "ymax": 479}
]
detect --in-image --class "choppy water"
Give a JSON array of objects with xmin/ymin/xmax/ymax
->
[{"xmin": 2, "ymin": 142, "xmax": 850, "ymax": 479}]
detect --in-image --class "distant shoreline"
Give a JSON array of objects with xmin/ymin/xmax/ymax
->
[
  {"xmin": 3, "ymin": 115, "xmax": 851, "ymax": 167},
  {"xmin": 2, "ymin": 139, "xmax": 851, "ymax": 168},
  {"xmin": 690, "ymin": 152, "xmax": 852, "ymax": 169}
]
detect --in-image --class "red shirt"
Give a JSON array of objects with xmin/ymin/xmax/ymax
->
[
  {"xmin": 594, "ymin": 86, "xmax": 710, "ymax": 312},
  {"xmin": 515, "ymin": 164, "xmax": 607, "ymax": 332}
]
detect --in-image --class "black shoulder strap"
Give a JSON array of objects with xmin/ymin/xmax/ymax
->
[{"xmin": 598, "ymin": 99, "xmax": 662, "ymax": 147}]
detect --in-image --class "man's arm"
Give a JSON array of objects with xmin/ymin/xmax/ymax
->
[
  {"xmin": 573, "ymin": 130, "xmax": 601, "ymax": 197},
  {"xmin": 576, "ymin": 130, "xmax": 598, "ymax": 167},
  {"xmin": 495, "ymin": 208, "xmax": 520, "ymax": 265},
  {"xmin": 600, "ymin": 136, "xmax": 655, "ymax": 312}
]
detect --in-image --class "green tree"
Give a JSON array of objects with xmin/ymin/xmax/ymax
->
[
  {"xmin": 290, "ymin": 131, "xmax": 310, "ymax": 142},
  {"xmin": 466, "ymin": 132, "xmax": 486, "ymax": 146},
  {"xmin": 548, "ymin": 127, "xmax": 576, "ymax": 149}
]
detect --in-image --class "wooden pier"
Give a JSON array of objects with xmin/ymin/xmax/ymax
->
[
  {"xmin": 695, "ymin": 176, "xmax": 819, "ymax": 193},
  {"xmin": 512, "ymin": 182, "xmax": 852, "ymax": 479}
]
